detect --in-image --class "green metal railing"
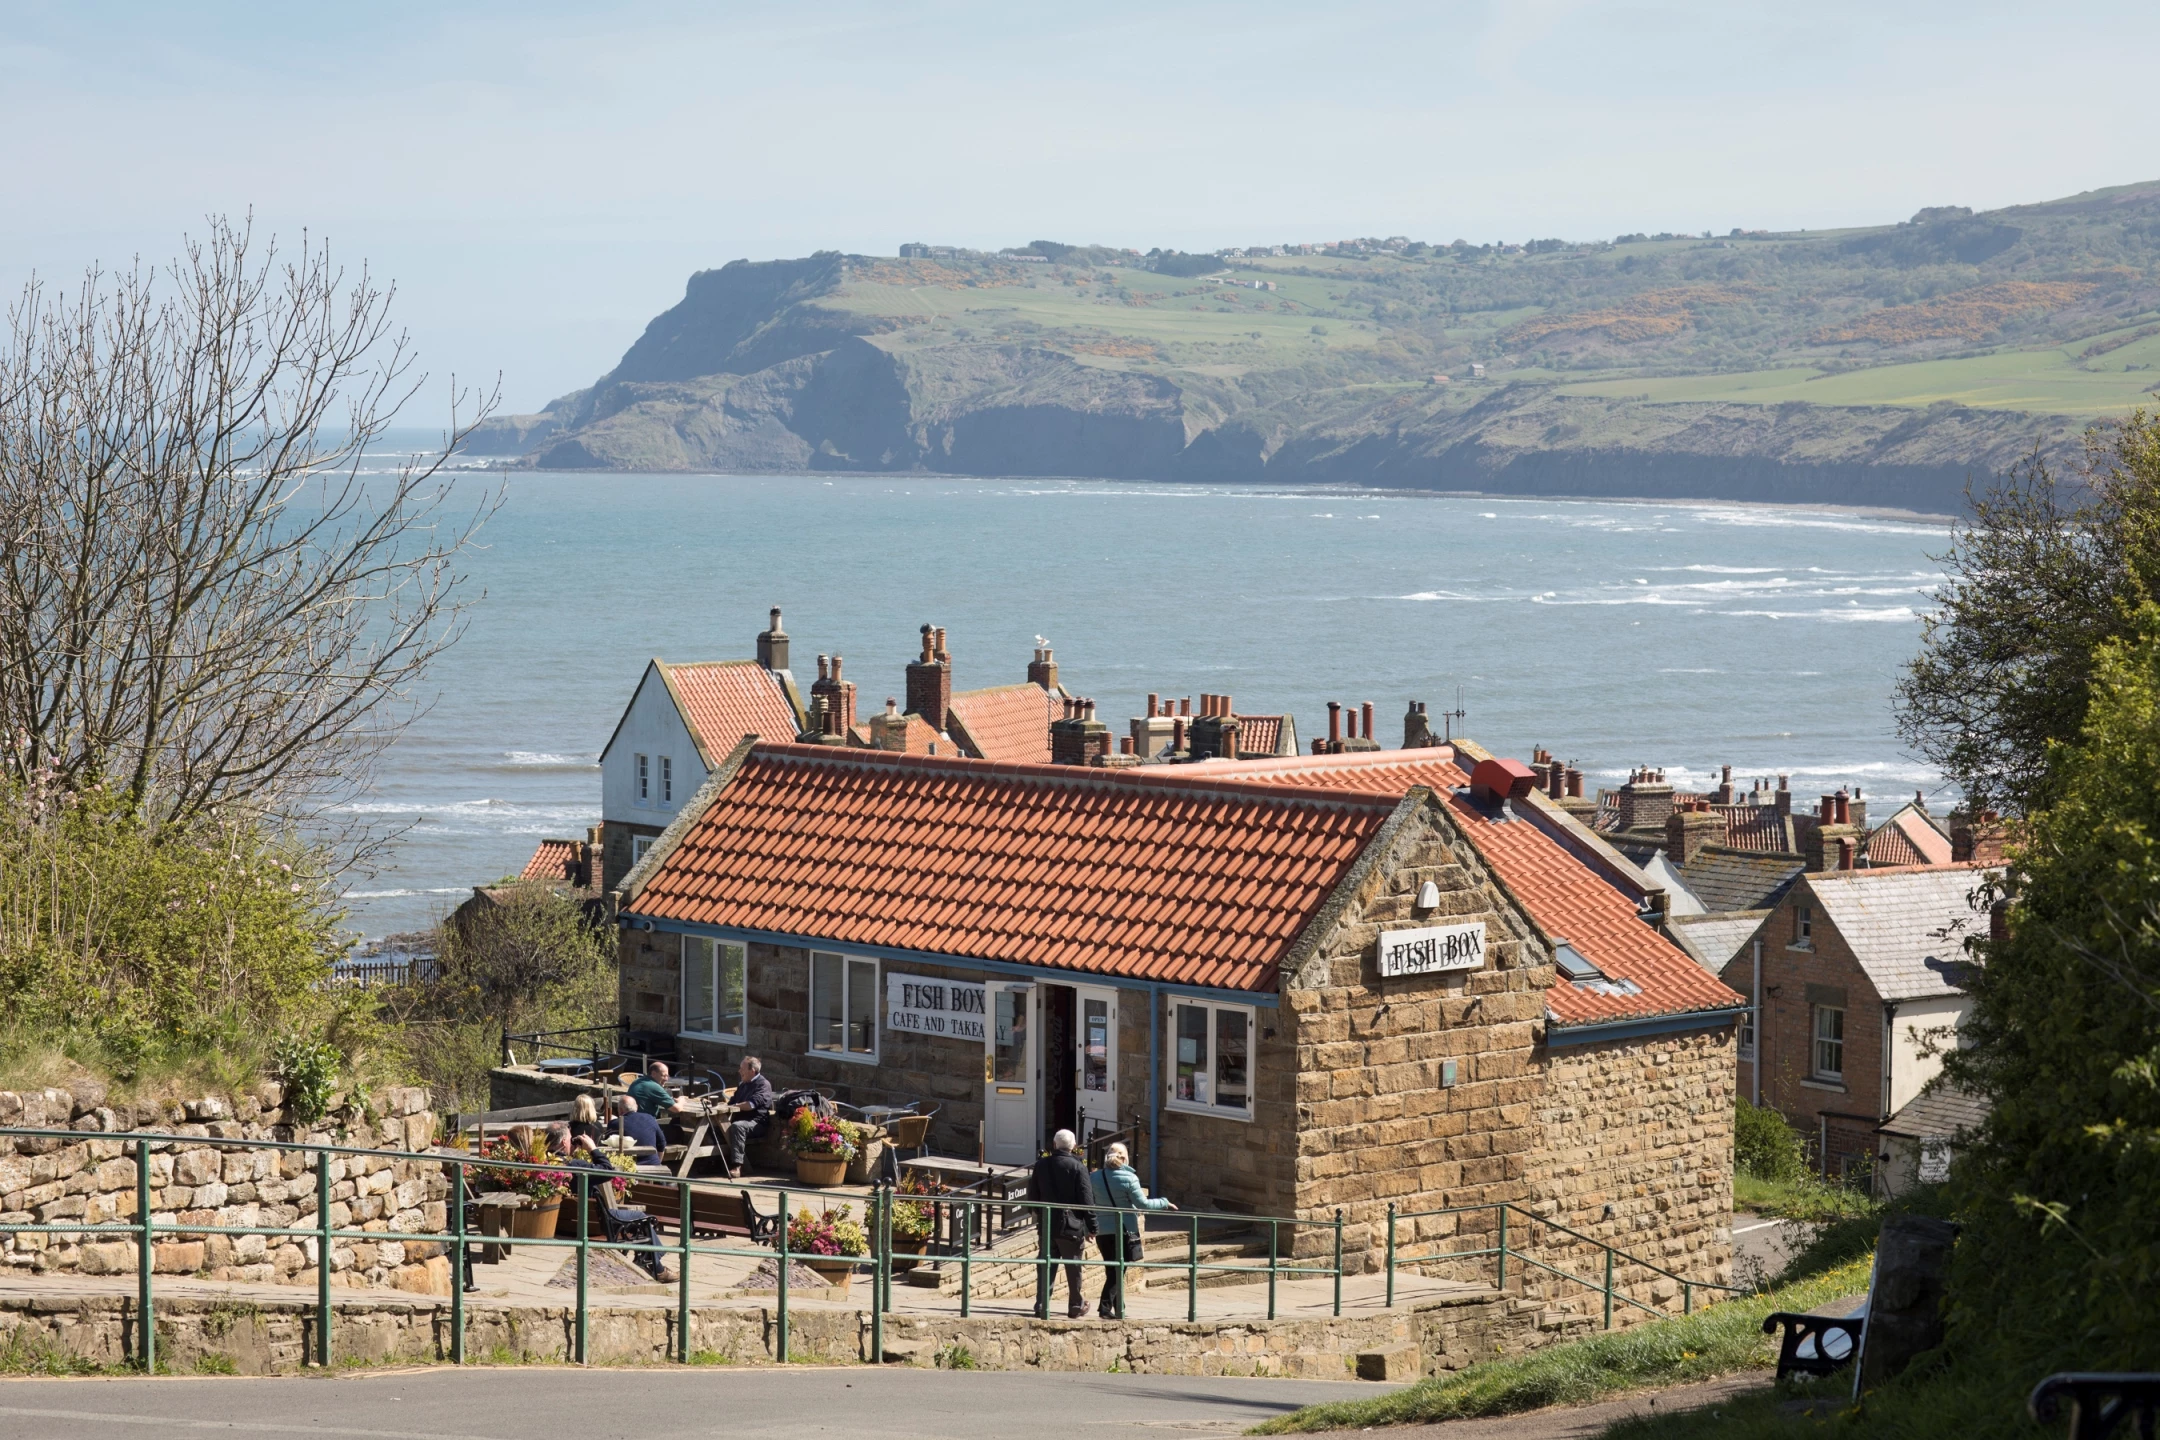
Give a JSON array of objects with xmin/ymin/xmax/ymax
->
[{"xmin": 1383, "ymin": 1200, "xmax": 1748, "ymax": 1325}]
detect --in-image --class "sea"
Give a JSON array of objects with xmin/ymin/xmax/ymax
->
[{"xmin": 335, "ymin": 466, "xmax": 1953, "ymax": 940}]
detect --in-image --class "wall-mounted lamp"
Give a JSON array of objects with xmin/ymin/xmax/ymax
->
[{"xmin": 1415, "ymin": 880, "xmax": 1442, "ymax": 911}]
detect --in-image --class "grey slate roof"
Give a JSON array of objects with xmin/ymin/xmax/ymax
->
[
  {"xmin": 1805, "ymin": 863, "xmax": 1996, "ymax": 1002},
  {"xmin": 1879, "ymin": 1083, "xmax": 1990, "ymax": 1140},
  {"xmin": 1678, "ymin": 848, "xmax": 1805, "ymax": 912},
  {"xmin": 1668, "ymin": 910, "xmax": 1772, "ymax": 975}
]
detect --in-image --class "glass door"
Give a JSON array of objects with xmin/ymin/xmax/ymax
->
[
  {"xmin": 983, "ymin": 982, "xmax": 1036, "ymax": 1165},
  {"xmin": 1074, "ymin": 987, "xmax": 1118, "ymax": 1143}
]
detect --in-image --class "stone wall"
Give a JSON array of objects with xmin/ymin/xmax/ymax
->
[{"xmin": 0, "ymin": 1083, "xmax": 450, "ymax": 1296}]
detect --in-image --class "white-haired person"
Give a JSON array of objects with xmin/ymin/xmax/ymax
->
[
  {"xmin": 1088, "ymin": 1141, "xmax": 1175, "ymax": 1319},
  {"xmin": 1028, "ymin": 1130, "xmax": 1097, "ymax": 1319}
]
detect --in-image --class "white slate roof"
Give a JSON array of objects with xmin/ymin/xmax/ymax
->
[
  {"xmin": 1668, "ymin": 910, "xmax": 1771, "ymax": 976},
  {"xmin": 1805, "ymin": 863, "xmax": 1996, "ymax": 1002}
]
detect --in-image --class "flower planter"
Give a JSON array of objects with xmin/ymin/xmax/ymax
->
[
  {"xmin": 795, "ymin": 1153, "xmax": 847, "ymax": 1187},
  {"xmin": 887, "ymin": 1238, "xmax": 927, "ymax": 1274},
  {"xmin": 803, "ymin": 1256, "xmax": 855, "ymax": 1292},
  {"xmin": 508, "ymin": 1200, "xmax": 561, "ymax": 1239}
]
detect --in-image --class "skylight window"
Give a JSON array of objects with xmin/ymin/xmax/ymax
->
[{"xmin": 1553, "ymin": 940, "xmax": 1603, "ymax": 982}]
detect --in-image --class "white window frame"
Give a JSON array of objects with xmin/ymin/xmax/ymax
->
[
  {"xmin": 631, "ymin": 834, "xmax": 655, "ymax": 865},
  {"xmin": 1737, "ymin": 1002, "xmax": 1755, "ymax": 1061},
  {"xmin": 1790, "ymin": 903, "xmax": 1813, "ymax": 950},
  {"xmin": 635, "ymin": 752, "xmax": 650, "ymax": 805},
  {"xmin": 1164, "ymin": 997, "xmax": 1255, "ymax": 1121},
  {"xmin": 809, "ymin": 951, "xmax": 880, "ymax": 1064},
  {"xmin": 679, "ymin": 935, "xmax": 747, "ymax": 1044},
  {"xmin": 1812, "ymin": 1004, "xmax": 1845, "ymax": 1081},
  {"xmin": 660, "ymin": 754, "xmax": 673, "ymax": 805}
]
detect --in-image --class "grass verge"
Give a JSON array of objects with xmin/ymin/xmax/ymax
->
[
  {"xmin": 1248, "ymin": 1259, "xmax": 1870, "ymax": 1434},
  {"xmin": 1734, "ymin": 1174, "xmax": 1881, "ymax": 1223}
]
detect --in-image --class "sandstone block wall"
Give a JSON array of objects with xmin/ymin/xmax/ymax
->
[{"xmin": 0, "ymin": 1083, "xmax": 450, "ymax": 1296}]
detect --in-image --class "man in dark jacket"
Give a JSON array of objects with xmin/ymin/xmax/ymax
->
[
  {"xmin": 722, "ymin": 1056, "xmax": 776, "ymax": 1176},
  {"xmin": 1030, "ymin": 1129, "xmax": 1097, "ymax": 1319}
]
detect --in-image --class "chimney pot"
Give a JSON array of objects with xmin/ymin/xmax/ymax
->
[
  {"xmin": 1361, "ymin": 701, "xmax": 1375, "ymax": 742},
  {"xmin": 1327, "ymin": 701, "xmax": 1342, "ymax": 745},
  {"xmin": 757, "ymin": 607, "xmax": 791, "ymax": 672},
  {"xmin": 1173, "ymin": 717, "xmax": 1186, "ymax": 753},
  {"xmin": 1120, "ymin": 735, "xmax": 1133, "ymax": 755},
  {"xmin": 1837, "ymin": 836, "xmax": 1855, "ymax": 870},
  {"xmin": 885, "ymin": 697, "xmax": 897, "ymax": 717},
  {"xmin": 1147, "ymin": 693, "xmax": 1159, "ymax": 718},
  {"xmin": 1834, "ymin": 790, "xmax": 1850, "ymax": 825},
  {"xmin": 1566, "ymin": 767, "xmax": 1583, "ymax": 798},
  {"xmin": 1181, "ymin": 697, "xmax": 1191, "ymax": 717}
]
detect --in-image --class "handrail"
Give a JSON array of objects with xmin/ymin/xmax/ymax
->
[{"xmin": 1384, "ymin": 1200, "xmax": 1748, "ymax": 1327}]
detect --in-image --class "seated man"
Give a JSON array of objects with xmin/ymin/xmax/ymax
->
[
  {"xmin": 722, "ymin": 1056, "xmax": 775, "ymax": 1175},
  {"xmin": 609, "ymin": 1096, "xmax": 671, "ymax": 1168},
  {"xmin": 627, "ymin": 1061, "xmax": 693, "ymax": 1127}
]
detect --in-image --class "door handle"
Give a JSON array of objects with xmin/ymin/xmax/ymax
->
[{"xmin": 983, "ymin": 1055, "xmax": 993, "ymax": 1081}]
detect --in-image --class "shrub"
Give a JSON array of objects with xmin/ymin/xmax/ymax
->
[
  {"xmin": 1733, "ymin": 1097, "xmax": 1807, "ymax": 1182},
  {"xmin": 272, "ymin": 1036, "xmax": 342, "ymax": 1124}
]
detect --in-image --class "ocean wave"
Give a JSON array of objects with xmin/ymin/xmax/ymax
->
[
  {"xmin": 1691, "ymin": 508, "xmax": 1948, "ymax": 537},
  {"xmin": 1718, "ymin": 606, "xmax": 1920, "ymax": 622},
  {"xmin": 495, "ymin": 751, "xmax": 596, "ymax": 770},
  {"xmin": 341, "ymin": 887, "xmax": 469, "ymax": 899}
]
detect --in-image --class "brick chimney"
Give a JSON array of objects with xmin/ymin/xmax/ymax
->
[
  {"xmin": 1321, "ymin": 699, "xmax": 1380, "ymax": 754},
  {"xmin": 1404, "ymin": 701, "xmax": 1433, "ymax": 749},
  {"xmin": 1665, "ymin": 800, "xmax": 1721, "ymax": 865},
  {"xmin": 1774, "ymin": 774, "xmax": 1792, "ymax": 818},
  {"xmin": 1028, "ymin": 642, "xmax": 1059, "ymax": 692},
  {"xmin": 1806, "ymin": 813, "xmax": 1862, "ymax": 871},
  {"xmin": 808, "ymin": 653, "xmax": 856, "ymax": 738},
  {"xmin": 1050, "ymin": 697, "xmax": 1111, "ymax": 766},
  {"xmin": 905, "ymin": 624, "xmax": 953, "ymax": 735},
  {"xmin": 755, "ymin": 606, "xmax": 790, "ymax": 674},
  {"xmin": 1713, "ymin": 764, "xmax": 1734, "ymax": 806},
  {"xmin": 1616, "ymin": 768, "xmax": 1675, "ymax": 832},
  {"xmin": 1188, "ymin": 692, "xmax": 1244, "ymax": 761},
  {"xmin": 1952, "ymin": 810, "xmax": 2008, "ymax": 864}
]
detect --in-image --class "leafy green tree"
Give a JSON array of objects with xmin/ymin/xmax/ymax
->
[
  {"xmin": 1897, "ymin": 411, "xmax": 2160, "ymax": 814},
  {"xmin": 1943, "ymin": 604, "xmax": 2160, "ymax": 1364}
]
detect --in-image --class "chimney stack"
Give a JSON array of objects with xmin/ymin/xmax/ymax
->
[
  {"xmin": 756, "ymin": 606, "xmax": 790, "ymax": 674},
  {"xmin": 1404, "ymin": 700, "xmax": 1433, "ymax": 749},
  {"xmin": 1050, "ymin": 696, "xmax": 1112, "ymax": 766},
  {"xmin": 1774, "ymin": 775, "xmax": 1792, "ymax": 818},
  {"xmin": 1714, "ymin": 764, "xmax": 1733, "ymax": 806},
  {"xmin": 1189, "ymin": 693, "xmax": 1243, "ymax": 761},
  {"xmin": 1615, "ymin": 768, "xmax": 1676, "ymax": 832},
  {"xmin": 1952, "ymin": 810, "xmax": 2009, "ymax": 865},
  {"xmin": 1028, "ymin": 643, "xmax": 1059, "ymax": 692},
  {"xmin": 1666, "ymin": 801, "xmax": 1721, "ymax": 865},
  {"xmin": 869, "ymin": 696, "xmax": 912, "ymax": 751},
  {"xmin": 905, "ymin": 623, "xmax": 953, "ymax": 736}
]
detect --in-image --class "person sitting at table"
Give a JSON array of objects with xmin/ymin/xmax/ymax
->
[
  {"xmin": 721, "ymin": 1055, "xmax": 775, "ymax": 1176},
  {"xmin": 568, "ymin": 1093, "xmax": 607, "ymax": 1154},
  {"xmin": 607, "ymin": 1095, "xmax": 671, "ymax": 1169},
  {"xmin": 627, "ymin": 1061, "xmax": 694, "ymax": 1127},
  {"xmin": 548, "ymin": 1123, "xmax": 672, "ymax": 1281},
  {"xmin": 1089, "ymin": 1141, "xmax": 1175, "ymax": 1320}
]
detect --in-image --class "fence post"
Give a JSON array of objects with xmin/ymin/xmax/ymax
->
[
  {"xmin": 1187, "ymin": 1213, "xmax": 1199, "ymax": 1325},
  {"xmin": 1496, "ymin": 1204, "xmax": 1508, "ymax": 1294},
  {"xmin": 1385, "ymin": 1203, "xmax": 1396, "ymax": 1309},
  {"xmin": 134, "ymin": 1137, "xmax": 153, "ymax": 1373},
  {"xmin": 1603, "ymin": 1246, "xmax": 1614, "ymax": 1330},
  {"xmin": 675, "ymin": 1177, "xmax": 691, "ymax": 1364},
  {"xmin": 776, "ymin": 1187, "xmax": 791, "ymax": 1364},
  {"xmin": 1332, "ymin": 1209, "xmax": 1343, "ymax": 1318},
  {"xmin": 1683, "ymin": 1280, "xmax": 1692, "ymax": 1316},
  {"xmin": 960, "ymin": 1197, "xmax": 973, "ymax": 1320},
  {"xmin": 451, "ymin": 1161, "xmax": 467, "ymax": 1365},
  {"xmin": 316, "ymin": 1150, "xmax": 332, "ymax": 1368},
  {"xmin": 1266, "ymin": 1220, "xmax": 1278, "ymax": 1322},
  {"xmin": 871, "ymin": 1186, "xmax": 886, "ymax": 1366},
  {"xmin": 575, "ymin": 1170, "xmax": 591, "ymax": 1365},
  {"xmin": 1035, "ymin": 1201, "xmax": 1050, "ymax": 1319}
]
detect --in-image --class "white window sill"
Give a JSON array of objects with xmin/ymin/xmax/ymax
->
[
  {"xmin": 1164, "ymin": 1098, "xmax": 1253, "ymax": 1123},
  {"xmin": 1799, "ymin": 1077, "xmax": 1846, "ymax": 1093},
  {"xmin": 807, "ymin": 1047, "xmax": 881, "ymax": 1066}
]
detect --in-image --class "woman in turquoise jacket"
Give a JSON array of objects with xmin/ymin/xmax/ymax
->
[{"xmin": 1088, "ymin": 1141, "xmax": 1176, "ymax": 1319}]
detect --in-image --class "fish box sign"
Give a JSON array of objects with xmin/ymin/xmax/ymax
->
[
  {"xmin": 1377, "ymin": 921, "xmax": 1487, "ymax": 978},
  {"xmin": 886, "ymin": 974, "xmax": 988, "ymax": 1040}
]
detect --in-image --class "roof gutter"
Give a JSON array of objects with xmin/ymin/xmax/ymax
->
[{"xmin": 1543, "ymin": 1004, "xmax": 1748, "ymax": 1048}]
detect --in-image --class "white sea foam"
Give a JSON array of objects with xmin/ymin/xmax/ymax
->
[{"xmin": 341, "ymin": 887, "xmax": 469, "ymax": 899}]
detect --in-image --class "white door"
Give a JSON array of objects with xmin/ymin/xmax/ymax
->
[
  {"xmin": 1074, "ymin": 987, "xmax": 1119, "ymax": 1144},
  {"xmin": 983, "ymin": 982, "xmax": 1037, "ymax": 1166}
]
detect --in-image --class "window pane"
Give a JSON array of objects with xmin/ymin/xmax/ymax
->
[
  {"xmin": 847, "ymin": 958, "xmax": 878, "ymax": 1054},
  {"xmin": 1813, "ymin": 1006, "xmax": 1843, "ymax": 1077},
  {"xmin": 811, "ymin": 952, "xmax": 843, "ymax": 1053},
  {"xmin": 1082, "ymin": 999, "xmax": 1110, "ymax": 1093},
  {"xmin": 1174, "ymin": 1004, "xmax": 1207, "ymax": 1103},
  {"xmin": 1215, "ymin": 1009, "xmax": 1250, "ymax": 1111},
  {"xmin": 720, "ymin": 943, "xmax": 746, "ymax": 1037},
  {"xmin": 684, "ymin": 937, "xmax": 717, "ymax": 1033},
  {"xmin": 993, "ymin": 987, "xmax": 1029, "ymax": 1081}
]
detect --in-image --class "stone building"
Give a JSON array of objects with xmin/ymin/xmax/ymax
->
[{"xmin": 612, "ymin": 734, "xmax": 1744, "ymax": 1309}]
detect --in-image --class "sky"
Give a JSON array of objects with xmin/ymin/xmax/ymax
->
[{"xmin": 4, "ymin": 1, "xmax": 2156, "ymax": 422}]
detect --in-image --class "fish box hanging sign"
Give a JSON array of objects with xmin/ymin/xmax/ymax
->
[{"xmin": 1377, "ymin": 921, "xmax": 1486, "ymax": 978}]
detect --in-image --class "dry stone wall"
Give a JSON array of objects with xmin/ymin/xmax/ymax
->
[{"xmin": 0, "ymin": 1083, "xmax": 450, "ymax": 1296}]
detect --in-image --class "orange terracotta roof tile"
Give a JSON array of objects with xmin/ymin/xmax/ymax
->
[
  {"xmin": 660, "ymin": 661, "xmax": 802, "ymax": 765},
  {"xmin": 520, "ymin": 839, "xmax": 581, "ymax": 885},
  {"xmin": 1235, "ymin": 715, "xmax": 1285, "ymax": 756},
  {"xmin": 946, "ymin": 684, "xmax": 1061, "ymax": 764},
  {"xmin": 628, "ymin": 744, "xmax": 1401, "ymax": 992},
  {"xmin": 1194, "ymin": 749, "xmax": 1745, "ymax": 1026}
]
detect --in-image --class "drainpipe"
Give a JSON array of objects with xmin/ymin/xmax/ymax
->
[
  {"xmin": 1750, "ymin": 938, "xmax": 1763, "ymax": 1107},
  {"xmin": 1148, "ymin": 988, "xmax": 1162, "ymax": 1192}
]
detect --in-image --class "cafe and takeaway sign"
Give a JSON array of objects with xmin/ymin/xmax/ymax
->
[
  {"xmin": 1377, "ymin": 921, "xmax": 1487, "ymax": 978},
  {"xmin": 886, "ymin": 973, "xmax": 988, "ymax": 1040}
]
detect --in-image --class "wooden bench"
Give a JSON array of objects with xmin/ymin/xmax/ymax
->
[{"xmin": 625, "ymin": 1180, "xmax": 778, "ymax": 1245}]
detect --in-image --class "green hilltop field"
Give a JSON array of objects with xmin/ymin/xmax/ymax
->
[{"xmin": 470, "ymin": 180, "xmax": 2160, "ymax": 511}]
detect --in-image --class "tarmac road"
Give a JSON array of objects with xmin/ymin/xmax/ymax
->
[{"xmin": 0, "ymin": 1366, "xmax": 1399, "ymax": 1440}]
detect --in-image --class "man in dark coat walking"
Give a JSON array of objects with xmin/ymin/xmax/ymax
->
[{"xmin": 1029, "ymin": 1129, "xmax": 1097, "ymax": 1319}]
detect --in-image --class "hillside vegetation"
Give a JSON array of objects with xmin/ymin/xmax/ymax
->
[{"xmin": 469, "ymin": 181, "xmax": 2160, "ymax": 509}]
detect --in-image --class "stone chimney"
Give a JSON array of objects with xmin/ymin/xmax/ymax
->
[
  {"xmin": 1774, "ymin": 774, "xmax": 1792, "ymax": 819},
  {"xmin": 1555, "ymin": 764, "xmax": 1598, "ymax": 823},
  {"xmin": 1615, "ymin": 768, "xmax": 1675, "ymax": 832},
  {"xmin": 905, "ymin": 624, "xmax": 953, "ymax": 735},
  {"xmin": 1713, "ymin": 764, "xmax": 1734, "ymax": 806},
  {"xmin": 1849, "ymin": 787, "xmax": 1868, "ymax": 833},
  {"xmin": 1404, "ymin": 701, "xmax": 1433, "ymax": 749},
  {"xmin": 1665, "ymin": 800, "xmax": 1721, "ymax": 865},
  {"xmin": 755, "ymin": 606, "xmax": 790, "ymax": 674},
  {"xmin": 1050, "ymin": 697, "xmax": 1111, "ymax": 766},
  {"xmin": 1952, "ymin": 811, "xmax": 2008, "ymax": 865},
  {"xmin": 1806, "ymin": 811, "xmax": 1863, "ymax": 871},
  {"xmin": 1188, "ymin": 693, "xmax": 1243, "ymax": 761},
  {"xmin": 1028, "ymin": 642, "xmax": 1059, "ymax": 692},
  {"xmin": 808, "ymin": 653, "xmax": 856, "ymax": 738},
  {"xmin": 868, "ymin": 697, "xmax": 912, "ymax": 752}
]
